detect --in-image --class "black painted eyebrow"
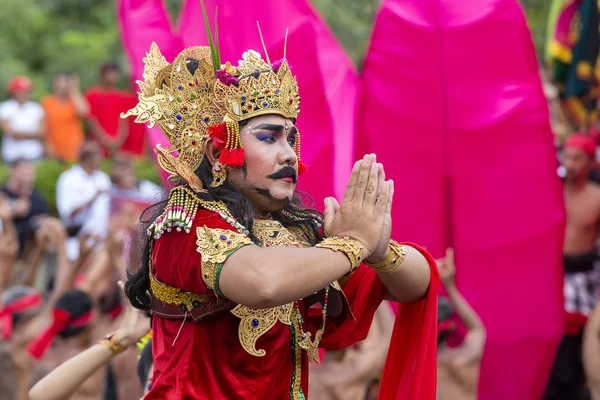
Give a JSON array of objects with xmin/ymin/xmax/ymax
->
[{"xmin": 251, "ymin": 123, "xmax": 283, "ymax": 132}]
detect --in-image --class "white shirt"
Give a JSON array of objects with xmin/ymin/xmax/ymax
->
[
  {"xmin": 111, "ymin": 180, "xmax": 164, "ymax": 203},
  {"xmin": 0, "ymin": 99, "xmax": 44, "ymax": 163},
  {"xmin": 56, "ymin": 165, "xmax": 111, "ymax": 260}
]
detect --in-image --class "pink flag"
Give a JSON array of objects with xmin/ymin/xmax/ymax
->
[
  {"xmin": 359, "ymin": 1, "xmax": 565, "ymax": 399},
  {"xmin": 117, "ymin": 0, "xmax": 184, "ymax": 177},
  {"xmin": 178, "ymin": 0, "xmax": 358, "ymax": 203}
]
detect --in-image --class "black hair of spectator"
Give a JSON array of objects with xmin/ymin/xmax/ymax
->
[
  {"xmin": 137, "ymin": 339, "xmax": 153, "ymax": 388},
  {"xmin": 1, "ymin": 285, "xmax": 42, "ymax": 329},
  {"xmin": 79, "ymin": 141, "xmax": 101, "ymax": 162},
  {"xmin": 438, "ymin": 295, "xmax": 453, "ymax": 322},
  {"xmin": 100, "ymin": 62, "xmax": 120, "ymax": 75},
  {"xmin": 437, "ymin": 295, "xmax": 454, "ymax": 344},
  {"xmin": 55, "ymin": 289, "xmax": 93, "ymax": 338},
  {"xmin": 98, "ymin": 283, "xmax": 122, "ymax": 315}
]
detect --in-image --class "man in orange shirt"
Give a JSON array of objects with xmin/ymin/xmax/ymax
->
[{"xmin": 41, "ymin": 73, "xmax": 89, "ymax": 162}]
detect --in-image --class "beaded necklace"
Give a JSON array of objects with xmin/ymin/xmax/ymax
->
[
  {"xmin": 293, "ymin": 285, "xmax": 329, "ymax": 362},
  {"xmin": 148, "ymin": 186, "xmax": 250, "ymax": 238}
]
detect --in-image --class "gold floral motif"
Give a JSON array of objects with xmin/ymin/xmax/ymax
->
[
  {"xmin": 228, "ymin": 220, "xmax": 300, "ymax": 358},
  {"xmin": 297, "ymin": 327, "xmax": 323, "ymax": 364},
  {"xmin": 196, "ymin": 227, "xmax": 253, "ymax": 292},
  {"xmin": 252, "ymin": 220, "xmax": 301, "ymax": 247},
  {"xmin": 365, "ymin": 240, "xmax": 407, "ymax": 274},
  {"xmin": 316, "ymin": 236, "xmax": 364, "ymax": 274},
  {"xmin": 150, "ymin": 272, "xmax": 211, "ymax": 312},
  {"xmin": 230, "ymin": 303, "xmax": 293, "ymax": 357}
]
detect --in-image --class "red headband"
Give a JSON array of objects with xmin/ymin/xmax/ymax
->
[
  {"xmin": 108, "ymin": 304, "xmax": 124, "ymax": 320},
  {"xmin": 0, "ymin": 292, "xmax": 43, "ymax": 339},
  {"xmin": 564, "ymin": 133, "xmax": 596, "ymax": 158},
  {"xmin": 438, "ymin": 319, "xmax": 455, "ymax": 336},
  {"xmin": 28, "ymin": 309, "xmax": 94, "ymax": 359}
]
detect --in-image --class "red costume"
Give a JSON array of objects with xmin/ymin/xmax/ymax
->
[
  {"xmin": 123, "ymin": 19, "xmax": 439, "ymax": 397},
  {"xmin": 144, "ymin": 202, "xmax": 438, "ymax": 399}
]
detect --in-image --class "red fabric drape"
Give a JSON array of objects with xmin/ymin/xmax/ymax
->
[{"xmin": 378, "ymin": 243, "xmax": 440, "ymax": 400}]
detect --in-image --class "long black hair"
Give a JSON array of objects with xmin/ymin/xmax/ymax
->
[{"xmin": 125, "ymin": 152, "xmax": 325, "ymax": 311}]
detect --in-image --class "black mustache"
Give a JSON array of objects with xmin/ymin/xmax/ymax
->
[{"xmin": 267, "ymin": 167, "xmax": 297, "ymax": 183}]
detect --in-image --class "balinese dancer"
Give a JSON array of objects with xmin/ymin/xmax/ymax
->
[{"xmin": 123, "ymin": 12, "xmax": 439, "ymax": 399}]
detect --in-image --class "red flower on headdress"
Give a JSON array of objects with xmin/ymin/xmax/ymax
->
[
  {"xmin": 208, "ymin": 122, "xmax": 228, "ymax": 149},
  {"xmin": 298, "ymin": 159, "xmax": 309, "ymax": 175},
  {"xmin": 272, "ymin": 58, "xmax": 290, "ymax": 73},
  {"xmin": 215, "ymin": 69, "xmax": 239, "ymax": 85}
]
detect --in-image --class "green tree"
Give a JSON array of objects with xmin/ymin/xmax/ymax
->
[{"xmin": 0, "ymin": 0, "xmax": 551, "ymax": 103}]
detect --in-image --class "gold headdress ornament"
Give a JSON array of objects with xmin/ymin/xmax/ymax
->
[{"xmin": 121, "ymin": 3, "xmax": 305, "ymax": 192}]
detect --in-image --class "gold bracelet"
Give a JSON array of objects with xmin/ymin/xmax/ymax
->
[
  {"xmin": 366, "ymin": 241, "xmax": 407, "ymax": 274},
  {"xmin": 316, "ymin": 236, "xmax": 364, "ymax": 274},
  {"xmin": 99, "ymin": 333, "xmax": 127, "ymax": 355}
]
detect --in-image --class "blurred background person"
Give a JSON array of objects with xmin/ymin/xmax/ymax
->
[
  {"xmin": 0, "ymin": 159, "xmax": 49, "ymax": 256},
  {"xmin": 545, "ymin": 133, "xmax": 600, "ymax": 400},
  {"xmin": 85, "ymin": 62, "xmax": 128, "ymax": 158},
  {"xmin": 28, "ymin": 281, "xmax": 150, "ymax": 400},
  {"xmin": 0, "ymin": 76, "xmax": 46, "ymax": 164},
  {"xmin": 0, "ymin": 285, "xmax": 45, "ymax": 400},
  {"xmin": 41, "ymin": 72, "xmax": 89, "ymax": 163},
  {"xmin": 56, "ymin": 141, "xmax": 110, "ymax": 261},
  {"xmin": 583, "ymin": 299, "xmax": 600, "ymax": 400},
  {"xmin": 109, "ymin": 155, "xmax": 162, "ymax": 202},
  {"xmin": 0, "ymin": 195, "xmax": 19, "ymax": 293},
  {"xmin": 308, "ymin": 304, "xmax": 394, "ymax": 400},
  {"xmin": 437, "ymin": 248, "xmax": 486, "ymax": 400}
]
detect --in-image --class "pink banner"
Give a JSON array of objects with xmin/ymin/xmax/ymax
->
[
  {"xmin": 178, "ymin": 0, "xmax": 358, "ymax": 203},
  {"xmin": 117, "ymin": 0, "xmax": 183, "ymax": 180},
  {"xmin": 119, "ymin": 0, "xmax": 358, "ymax": 202},
  {"xmin": 358, "ymin": 1, "xmax": 565, "ymax": 399}
]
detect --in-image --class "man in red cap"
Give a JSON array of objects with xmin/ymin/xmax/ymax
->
[
  {"xmin": 545, "ymin": 133, "xmax": 600, "ymax": 399},
  {"xmin": 0, "ymin": 76, "xmax": 46, "ymax": 164}
]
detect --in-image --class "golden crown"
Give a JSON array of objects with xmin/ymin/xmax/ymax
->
[{"xmin": 121, "ymin": 42, "xmax": 300, "ymax": 191}]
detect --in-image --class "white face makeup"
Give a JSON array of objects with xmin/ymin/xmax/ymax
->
[{"xmin": 226, "ymin": 114, "xmax": 299, "ymax": 214}]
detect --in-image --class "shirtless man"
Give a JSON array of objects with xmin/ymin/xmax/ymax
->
[
  {"xmin": 308, "ymin": 303, "xmax": 395, "ymax": 400},
  {"xmin": 544, "ymin": 133, "xmax": 600, "ymax": 400},
  {"xmin": 436, "ymin": 248, "xmax": 486, "ymax": 400}
]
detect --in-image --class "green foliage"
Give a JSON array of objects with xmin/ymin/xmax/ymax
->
[
  {"xmin": 0, "ymin": 158, "xmax": 161, "ymax": 214},
  {"xmin": 0, "ymin": 0, "xmax": 126, "ymax": 103},
  {"xmin": 0, "ymin": 0, "xmax": 551, "ymax": 103},
  {"xmin": 521, "ymin": 0, "xmax": 552, "ymax": 58}
]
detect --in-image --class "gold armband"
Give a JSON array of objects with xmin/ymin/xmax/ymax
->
[
  {"xmin": 316, "ymin": 236, "xmax": 364, "ymax": 274},
  {"xmin": 99, "ymin": 333, "xmax": 127, "ymax": 355},
  {"xmin": 366, "ymin": 241, "xmax": 407, "ymax": 273}
]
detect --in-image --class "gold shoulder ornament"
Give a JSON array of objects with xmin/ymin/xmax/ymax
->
[{"xmin": 196, "ymin": 226, "xmax": 253, "ymax": 294}]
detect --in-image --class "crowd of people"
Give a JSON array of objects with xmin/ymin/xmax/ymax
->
[{"xmin": 0, "ymin": 63, "xmax": 163, "ymax": 399}]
